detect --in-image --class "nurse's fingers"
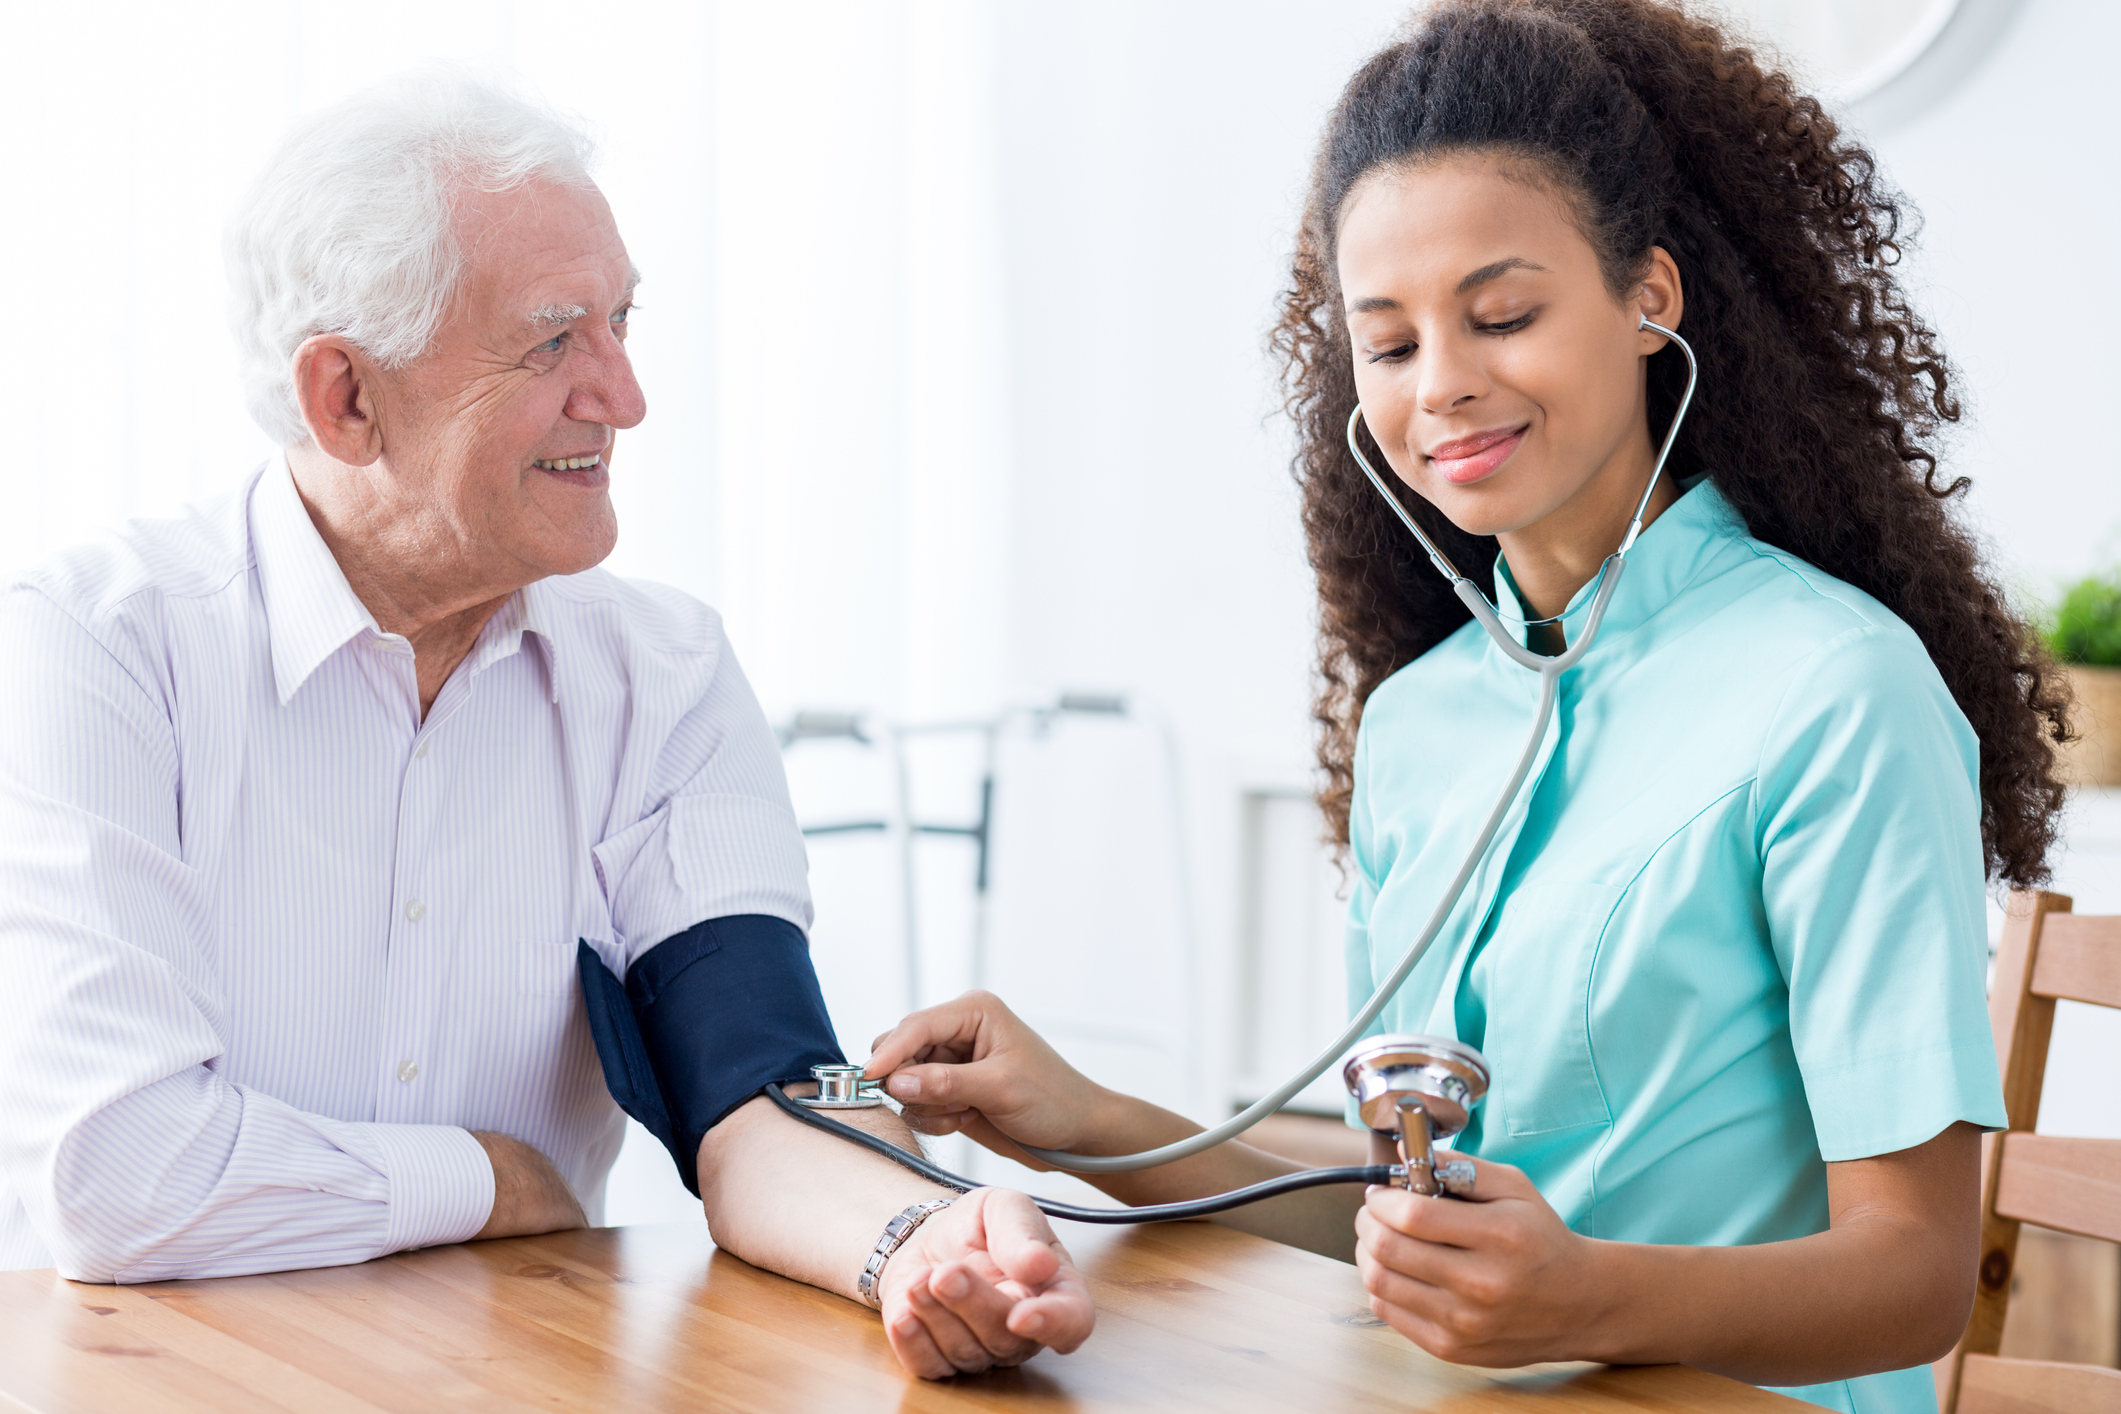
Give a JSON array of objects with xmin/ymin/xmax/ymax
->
[
  {"xmin": 898, "ymin": 1106, "xmax": 973, "ymax": 1136},
  {"xmin": 1447, "ymin": 1157, "xmax": 1536, "ymax": 1202},
  {"xmin": 1355, "ymin": 1243, "xmax": 1457, "ymax": 1329},
  {"xmin": 1372, "ymin": 1157, "xmax": 1532, "ymax": 1211},
  {"xmin": 1364, "ymin": 1187, "xmax": 1487, "ymax": 1247},
  {"xmin": 1357, "ymin": 1245, "xmax": 1522, "ymax": 1363},
  {"xmin": 867, "ymin": 998, "xmax": 990, "ymax": 1076},
  {"xmin": 1368, "ymin": 1295, "xmax": 1458, "ymax": 1361},
  {"xmin": 882, "ymin": 1058, "xmax": 1007, "ymax": 1109},
  {"xmin": 1356, "ymin": 1204, "xmax": 1483, "ymax": 1289},
  {"xmin": 1363, "ymin": 1177, "xmax": 1532, "ymax": 1248},
  {"xmin": 900, "ymin": 1109, "xmax": 1055, "ymax": 1171}
]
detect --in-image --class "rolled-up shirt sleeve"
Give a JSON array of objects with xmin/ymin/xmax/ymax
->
[{"xmin": 0, "ymin": 587, "xmax": 493, "ymax": 1281}]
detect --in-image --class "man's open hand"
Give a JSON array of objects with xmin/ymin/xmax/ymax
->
[{"xmin": 875, "ymin": 1187, "xmax": 1093, "ymax": 1378}]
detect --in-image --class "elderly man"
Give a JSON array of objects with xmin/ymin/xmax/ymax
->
[{"xmin": 0, "ymin": 72, "xmax": 1091, "ymax": 1379}]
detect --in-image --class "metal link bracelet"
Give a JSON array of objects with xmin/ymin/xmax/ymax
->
[{"xmin": 856, "ymin": 1198, "xmax": 954, "ymax": 1309}]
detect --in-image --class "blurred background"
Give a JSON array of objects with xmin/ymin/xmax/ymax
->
[{"xmin": 5, "ymin": 0, "xmax": 2117, "ymax": 1235}]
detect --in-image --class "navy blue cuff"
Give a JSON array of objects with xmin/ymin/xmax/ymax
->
[{"xmin": 577, "ymin": 916, "xmax": 845, "ymax": 1198}]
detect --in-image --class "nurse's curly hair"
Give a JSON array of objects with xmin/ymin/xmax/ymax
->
[{"xmin": 1274, "ymin": 0, "xmax": 2070, "ymax": 887}]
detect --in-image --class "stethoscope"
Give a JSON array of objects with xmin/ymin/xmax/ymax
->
[{"xmin": 775, "ymin": 319, "xmax": 1698, "ymax": 1218}]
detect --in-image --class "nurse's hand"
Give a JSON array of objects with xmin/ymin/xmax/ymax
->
[
  {"xmin": 866, "ymin": 991, "xmax": 1110, "ymax": 1166},
  {"xmin": 876, "ymin": 1187, "xmax": 1094, "ymax": 1378},
  {"xmin": 1355, "ymin": 1158, "xmax": 1613, "ymax": 1366}
]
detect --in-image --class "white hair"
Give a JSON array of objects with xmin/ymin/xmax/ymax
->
[{"xmin": 225, "ymin": 67, "xmax": 598, "ymax": 446}]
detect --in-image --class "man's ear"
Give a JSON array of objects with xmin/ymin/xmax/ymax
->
[{"xmin": 291, "ymin": 335, "xmax": 385, "ymax": 465}]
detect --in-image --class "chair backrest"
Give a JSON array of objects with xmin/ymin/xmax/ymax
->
[{"xmin": 1938, "ymin": 889, "xmax": 2121, "ymax": 1413}]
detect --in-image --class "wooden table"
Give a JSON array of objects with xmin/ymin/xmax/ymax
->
[{"xmin": 0, "ymin": 1221, "xmax": 1803, "ymax": 1412}]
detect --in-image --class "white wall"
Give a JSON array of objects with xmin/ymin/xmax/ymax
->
[{"xmin": 1859, "ymin": 1, "xmax": 2121, "ymax": 599}]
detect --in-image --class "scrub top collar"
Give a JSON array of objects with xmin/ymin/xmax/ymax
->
[{"xmin": 1489, "ymin": 476, "xmax": 1742, "ymax": 654}]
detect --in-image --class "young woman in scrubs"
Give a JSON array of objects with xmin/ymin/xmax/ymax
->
[{"xmin": 867, "ymin": 2, "xmax": 2069, "ymax": 1408}]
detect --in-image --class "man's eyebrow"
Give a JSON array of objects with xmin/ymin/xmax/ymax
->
[
  {"xmin": 527, "ymin": 302, "xmax": 589, "ymax": 329},
  {"xmin": 526, "ymin": 270, "xmax": 643, "ymax": 328},
  {"xmin": 1455, "ymin": 257, "xmax": 1546, "ymax": 295}
]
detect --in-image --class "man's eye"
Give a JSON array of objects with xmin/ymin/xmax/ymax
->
[{"xmin": 612, "ymin": 304, "xmax": 635, "ymax": 325}]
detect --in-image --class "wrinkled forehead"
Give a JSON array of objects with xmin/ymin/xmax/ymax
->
[{"xmin": 452, "ymin": 178, "xmax": 636, "ymax": 327}]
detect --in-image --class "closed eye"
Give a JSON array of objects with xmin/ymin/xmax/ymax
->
[
  {"xmin": 1367, "ymin": 342, "xmax": 1416, "ymax": 364},
  {"xmin": 1476, "ymin": 312, "xmax": 1536, "ymax": 334}
]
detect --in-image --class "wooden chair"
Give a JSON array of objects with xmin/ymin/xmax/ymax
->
[{"xmin": 1937, "ymin": 890, "xmax": 2121, "ymax": 1412}]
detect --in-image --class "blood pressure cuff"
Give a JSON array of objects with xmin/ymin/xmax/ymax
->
[{"xmin": 577, "ymin": 915, "xmax": 845, "ymax": 1197}]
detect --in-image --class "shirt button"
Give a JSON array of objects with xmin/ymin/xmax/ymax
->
[
  {"xmin": 397, "ymin": 1059, "xmax": 419, "ymax": 1083},
  {"xmin": 404, "ymin": 898, "xmax": 426, "ymax": 922},
  {"xmin": 414, "ymin": 740, "xmax": 429, "ymax": 759}
]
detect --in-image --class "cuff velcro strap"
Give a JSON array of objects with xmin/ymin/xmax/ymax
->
[{"xmin": 577, "ymin": 915, "xmax": 846, "ymax": 1198}]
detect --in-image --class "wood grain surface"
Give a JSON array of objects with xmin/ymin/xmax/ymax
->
[{"xmin": 0, "ymin": 1220, "xmax": 1803, "ymax": 1413}]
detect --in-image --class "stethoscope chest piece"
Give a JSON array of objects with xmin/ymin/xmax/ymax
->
[
  {"xmin": 795, "ymin": 1063, "xmax": 887, "ymax": 1109},
  {"xmin": 1341, "ymin": 1035, "xmax": 1490, "ymax": 1198}
]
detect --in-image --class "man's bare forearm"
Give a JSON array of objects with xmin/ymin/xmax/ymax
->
[{"xmin": 696, "ymin": 1094, "xmax": 952, "ymax": 1300}]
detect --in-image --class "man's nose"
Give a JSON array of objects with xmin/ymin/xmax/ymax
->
[{"xmin": 566, "ymin": 327, "xmax": 648, "ymax": 431}]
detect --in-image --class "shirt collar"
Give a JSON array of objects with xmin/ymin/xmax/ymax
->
[
  {"xmin": 251, "ymin": 455, "xmax": 563, "ymax": 706},
  {"xmin": 1490, "ymin": 477, "xmax": 1743, "ymax": 652},
  {"xmin": 252, "ymin": 454, "xmax": 381, "ymax": 705},
  {"xmin": 470, "ymin": 577, "xmax": 562, "ymax": 704}
]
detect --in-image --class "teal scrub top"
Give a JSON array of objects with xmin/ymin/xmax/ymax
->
[{"xmin": 1345, "ymin": 480, "xmax": 2007, "ymax": 1414}]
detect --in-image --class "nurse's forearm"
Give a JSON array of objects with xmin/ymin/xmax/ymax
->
[
  {"xmin": 1063, "ymin": 1088, "xmax": 1371, "ymax": 1263},
  {"xmin": 1581, "ymin": 1216, "xmax": 1967, "ymax": 1382},
  {"xmin": 1578, "ymin": 1123, "xmax": 1978, "ymax": 1383}
]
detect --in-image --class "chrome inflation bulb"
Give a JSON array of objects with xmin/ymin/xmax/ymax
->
[{"xmin": 1340, "ymin": 1034, "xmax": 1489, "ymax": 1198}]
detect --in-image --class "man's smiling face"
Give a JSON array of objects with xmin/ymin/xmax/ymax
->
[{"xmin": 365, "ymin": 177, "xmax": 646, "ymax": 585}]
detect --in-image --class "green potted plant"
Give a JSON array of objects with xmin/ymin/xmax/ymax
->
[{"xmin": 2044, "ymin": 574, "xmax": 2121, "ymax": 787}]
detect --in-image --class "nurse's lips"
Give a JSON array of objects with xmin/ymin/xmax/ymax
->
[{"xmin": 1428, "ymin": 424, "xmax": 1529, "ymax": 485}]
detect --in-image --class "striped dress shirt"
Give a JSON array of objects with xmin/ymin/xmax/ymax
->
[{"xmin": 0, "ymin": 457, "xmax": 811, "ymax": 1280}]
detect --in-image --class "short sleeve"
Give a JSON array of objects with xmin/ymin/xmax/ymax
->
[{"xmin": 1756, "ymin": 624, "xmax": 2007, "ymax": 1161}]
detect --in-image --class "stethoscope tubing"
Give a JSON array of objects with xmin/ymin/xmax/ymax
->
[
  {"xmin": 765, "ymin": 1083, "xmax": 1398, "ymax": 1222},
  {"xmin": 1011, "ymin": 321, "xmax": 1698, "ymax": 1177},
  {"xmin": 1012, "ymin": 665, "xmax": 1564, "ymax": 1174}
]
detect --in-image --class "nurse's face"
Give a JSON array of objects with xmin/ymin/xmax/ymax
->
[{"xmin": 1337, "ymin": 153, "xmax": 1682, "ymax": 556}]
